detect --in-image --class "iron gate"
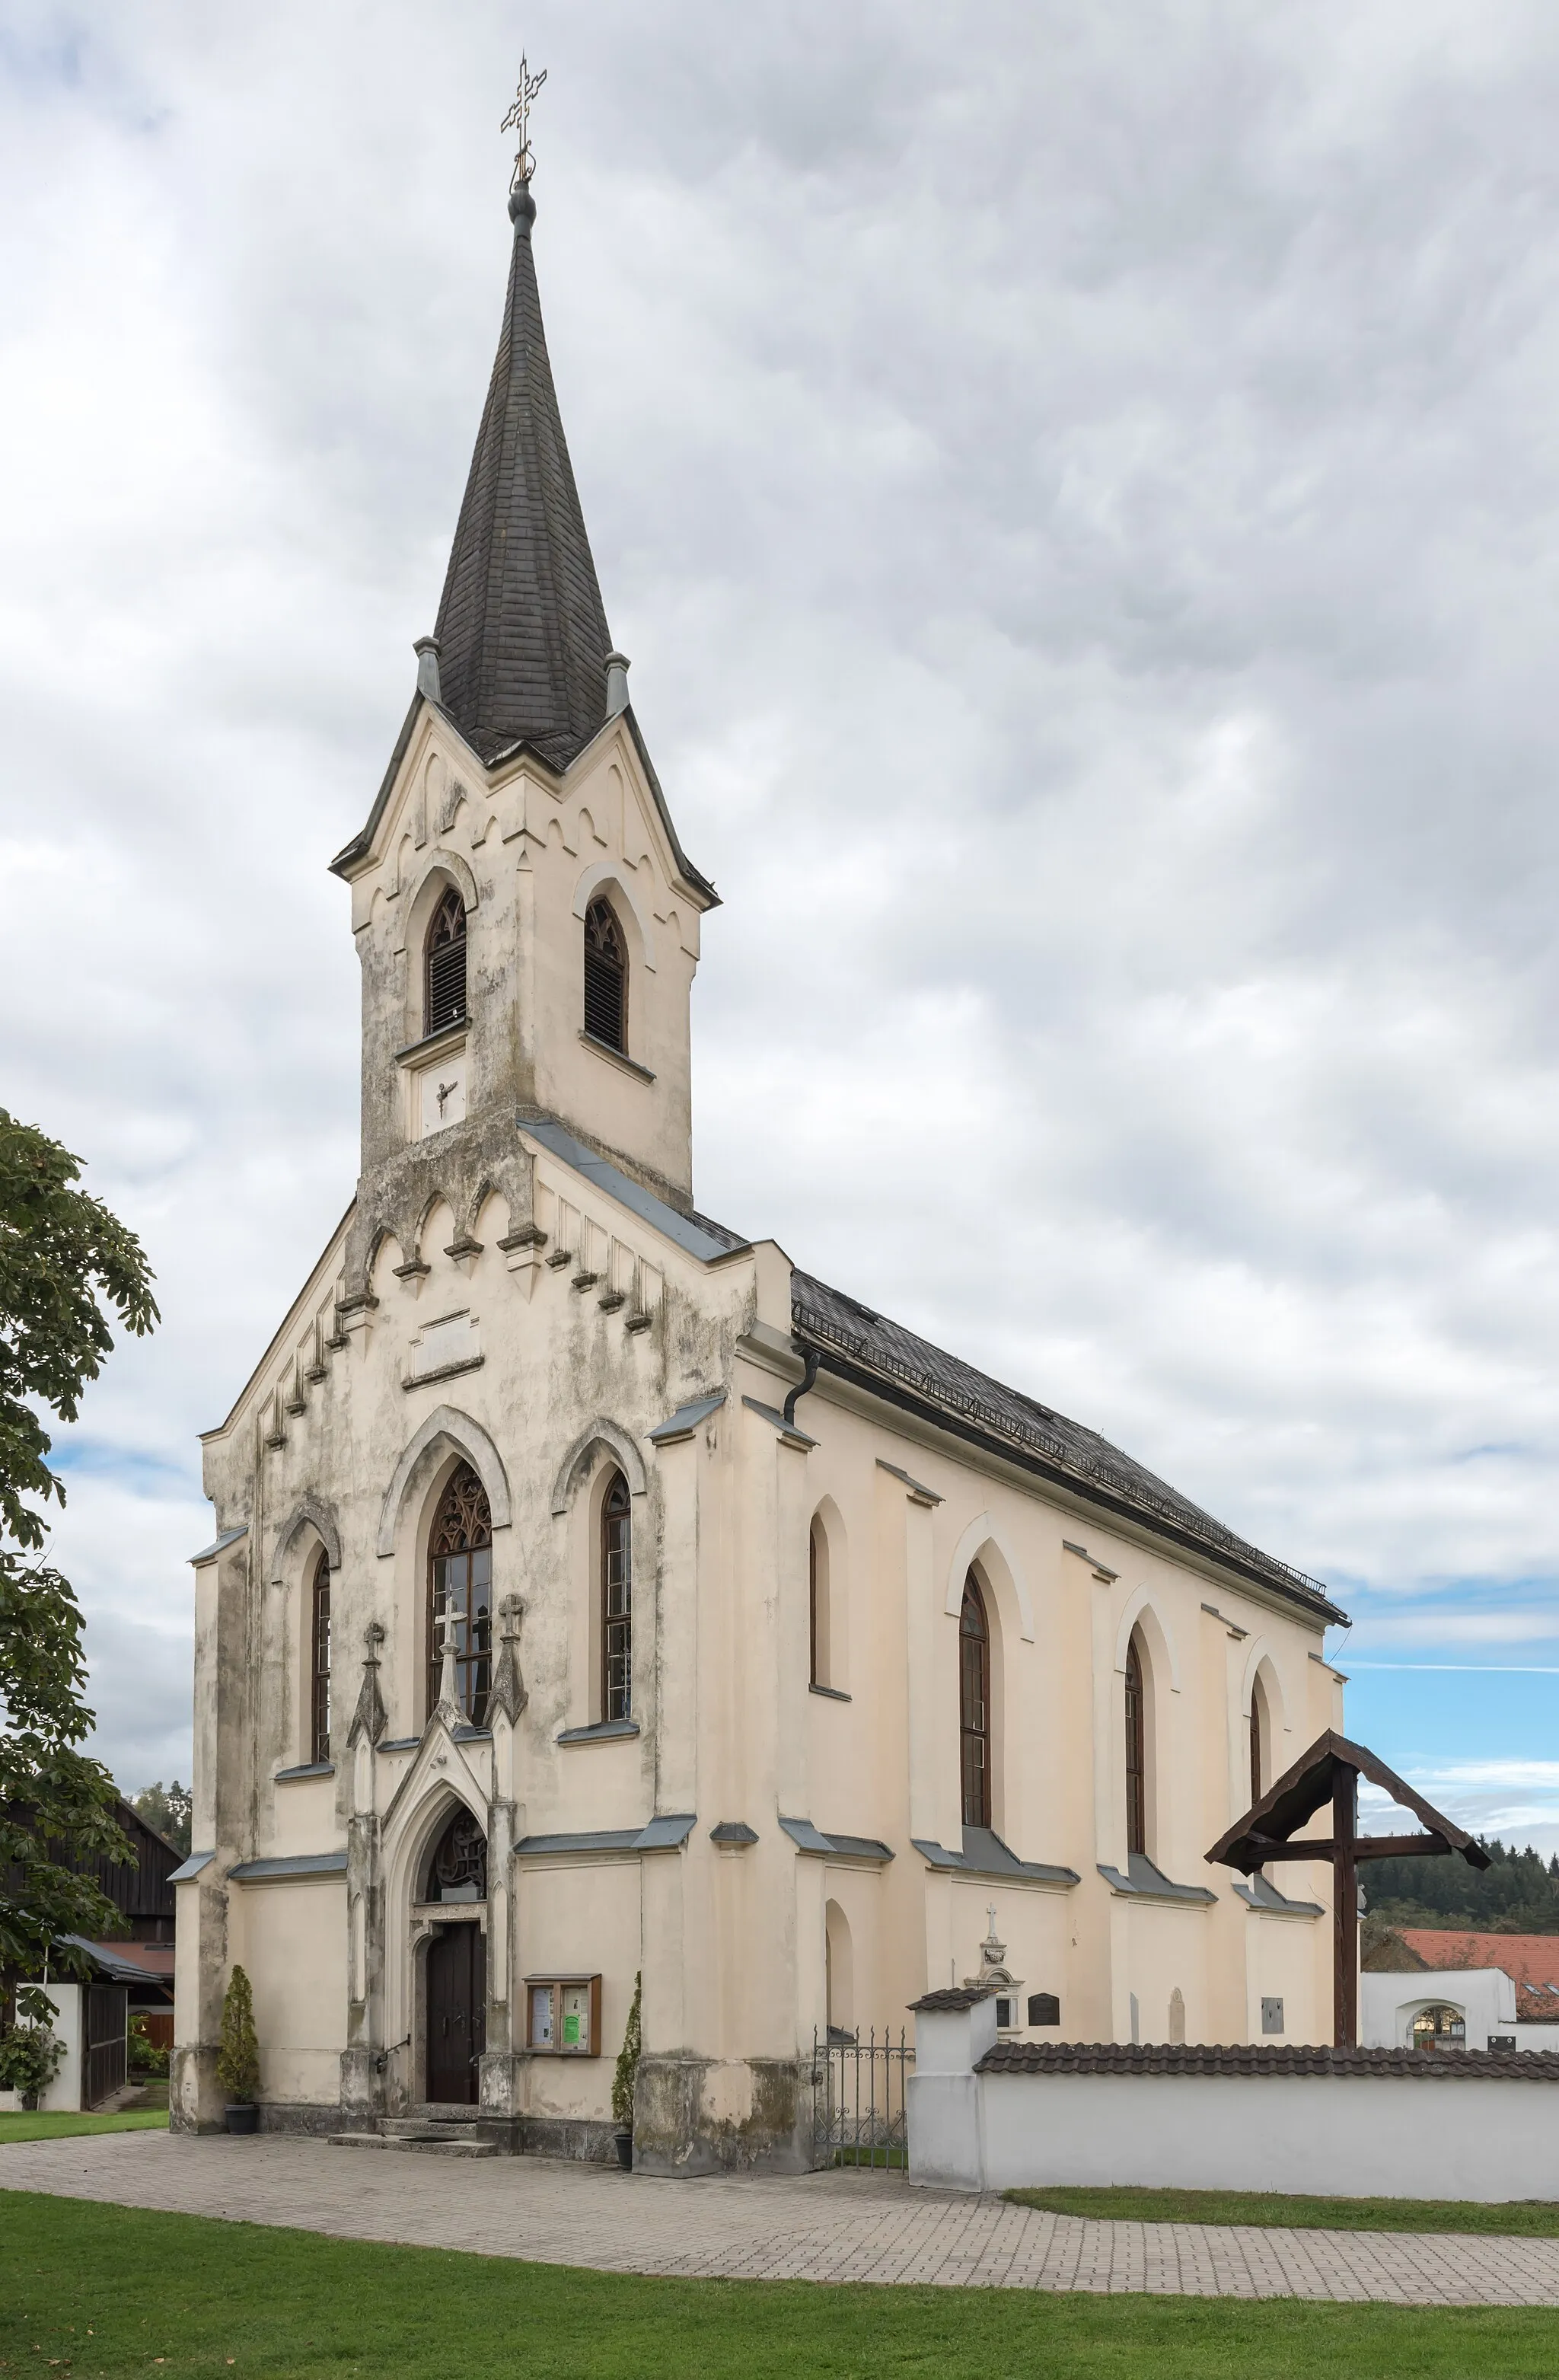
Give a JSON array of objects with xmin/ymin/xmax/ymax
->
[
  {"xmin": 82, "ymin": 1983, "xmax": 128, "ymax": 2110},
  {"xmin": 811, "ymin": 2027, "xmax": 913, "ymax": 2171}
]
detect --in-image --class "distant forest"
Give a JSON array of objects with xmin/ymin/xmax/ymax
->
[{"xmin": 1365, "ymin": 1837, "xmax": 1559, "ymax": 1935}]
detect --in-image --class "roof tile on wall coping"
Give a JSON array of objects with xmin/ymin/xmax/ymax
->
[
  {"xmin": 791, "ymin": 1271, "xmax": 1346, "ymax": 1625},
  {"xmin": 910, "ymin": 1985, "xmax": 998, "ymax": 2012},
  {"xmin": 975, "ymin": 2041, "xmax": 1559, "ymax": 2079}
]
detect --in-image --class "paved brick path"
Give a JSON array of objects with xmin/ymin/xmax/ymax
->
[{"xmin": 4, "ymin": 2132, "xmax": 1559, "ymax": 2305}]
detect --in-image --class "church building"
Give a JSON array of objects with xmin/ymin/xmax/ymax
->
[{"xmin": 171, "ymin": 145, "xmax": 1350, "ymax": 2172}]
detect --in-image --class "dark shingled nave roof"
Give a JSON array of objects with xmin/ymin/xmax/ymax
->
[
  {"xmin": 790, "ymin": 1270, "xmax": 1347, "ymax": 1627},
  {"xmin": 432, "ymin": 182, "xmax": 614, "ymax": 774}
]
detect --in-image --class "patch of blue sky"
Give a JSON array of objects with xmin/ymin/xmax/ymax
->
[{"xmin": 45, "ymin": 1434, "xmax": 197, "ymax": 1494}]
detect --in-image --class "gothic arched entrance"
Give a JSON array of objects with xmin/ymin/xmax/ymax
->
[{"xmin": 421, "ymin": 1807, "xmax": 487, "ymax": 2106}]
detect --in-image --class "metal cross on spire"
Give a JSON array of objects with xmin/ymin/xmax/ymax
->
[{"xmin": 502, "ymin": 54, "xmax": 547, "ymax": 190}]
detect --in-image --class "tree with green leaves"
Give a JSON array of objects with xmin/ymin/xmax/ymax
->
[
  {"xmin": 131, "ymin": 1779, "xmax": 192, "ymax": 1858},
  {"xmin": 0, "ymin": 1109, "xmax": 158, "ymax": 2029},
  {"xmin": 215, "ymin": 1965, "xmax": 260, "ymax": 2104}
]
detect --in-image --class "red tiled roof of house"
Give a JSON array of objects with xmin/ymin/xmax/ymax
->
[
  {"xmin": 92, "ymin": 1940, "xmax": 174, "ymax": 1980},
  {"xmin": 1400, "ymin": 1930, "xmax": 1559, "ymax": 2021}
]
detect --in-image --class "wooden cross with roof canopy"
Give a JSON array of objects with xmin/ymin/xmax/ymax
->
[{"xmin": 1207, "ymin": 1730, "xmax": 1490, "ymax": 2048}]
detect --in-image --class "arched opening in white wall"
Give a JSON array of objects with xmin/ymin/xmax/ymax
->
[
  {"xmin": 584, "ymin": 895, "xmax": 628, "ymax": 1053},
  {"xmin": 599, "ymin": 1468, "xmax": 633, "ymax": 1722},
  {"xmin": 1411, "ymin": 2004, "xmax": 1467, "ymax": 2053},
  {"xmin": 810, "ymin": 1516, "xmax": 830, "ymax": 1689},
  {"xmin": 824, "ymin": 1900, "xmax": 854, "ymax": 2039}
]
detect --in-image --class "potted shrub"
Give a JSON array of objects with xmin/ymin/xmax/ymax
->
[
  {"xmin": 0, "ymin": 2022, "xmax": 64, "ymax": 2113},
  {"xmin": 215, "ymin": 1965, "xmax": 260, "ymax": 2134},
  {"xmin": 610, "ymin": 1970, "xmax": 641, "ymax": 2171}
]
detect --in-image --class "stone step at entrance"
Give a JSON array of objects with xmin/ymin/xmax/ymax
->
[
  {"xmin": 327, "ymin": 2130, "xmax": 499, "ymax": 2157},
  {"xmin": 328, "ymin": 2110, "xmax": 500, "ymax": 2158}
]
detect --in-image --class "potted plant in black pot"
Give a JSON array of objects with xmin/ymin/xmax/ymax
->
[
  {"xmin": 216, "ymin": 1964, "xmax": 260, "ymax": 2134},
  {"xmin": 611, "ymin": 1970, "xmax": 641, "ymax": 2171}
]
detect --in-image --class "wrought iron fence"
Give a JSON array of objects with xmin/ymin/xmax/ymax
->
[{"xmin": 811, "ymin": 2027, "xmax": 913, "ymax": 2172}]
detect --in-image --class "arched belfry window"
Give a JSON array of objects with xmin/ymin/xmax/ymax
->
[
  {"xmin": 425, "ymin": 885, "xmax": 467, "ymax": 1035},
  {"xmin": 959, "ymin": 1572, "xmax": 990, "ymax": 1829},
  {"xmin": 427, "ymin": 1463, "xmax": 492, "ymax": 1724},
  {"xmin": 583, "ymin": 898, "xmax": 626, "ymax": 1054},
  {"xmin": 601, "ymin": 1469, "xmax": 632, "ymax": 1723},
  {"xmin": 309, "ymin": 1549, "xmax": 331, "ymax": 1766},
  {"xmin": 1125, "ymin": 1632, "xmax": 1148, "ymax": 1856}
]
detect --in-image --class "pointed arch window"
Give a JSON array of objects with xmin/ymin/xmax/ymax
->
[
  {"xmin": 1249, "ymin": 1683, "xmax": 1264, "ymax": 1811},
  {"xmin": 601, "ymin": 1469, "xmax": 632, "ymax": 1722},
  {"xmin": 959, "ymin": 1572, "xmax": 990, "ymax": 1829},
  {"xmin": 809, "ymin": 1517, "xmax": 827, "ymax": 1689},
  {"xmin": 309, "ymin": 1549, "xmax": 332, "ymax": 1766},
  {"xmin": 1125, "ymin": 1632, "xmax": 1148, "ymax": 1856},
  {"xmin": 425, "ymin": 885, "xmax": 467, "ymax": 1035},
  {"xmin": 427, "ymin": 1463, "xmax": 493, "ymax": 1724},
  {"xmin": 583, "ymin": 898, "xmax": 626, "ymax": 1054}
]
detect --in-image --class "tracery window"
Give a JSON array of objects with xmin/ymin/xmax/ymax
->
[
  {"xmin": 423, "ymin": 1805, "xmax": 488, "ymax": 1903},
  {"xmin": 1125, "ymin": 1632, "xmax": 1148, "ymax": 1856},
  {"xmin": 583, "ymin": 897, "xmax": 626, "ymax": 1054},
  {"xmin": 427, "ymin": 1463, "xmax": 493, "ymax": 1725},
  {"xmin": 309, "ymin": 1549, "xmax": 332, "ymax": 1766},
  {"xmin": 601, "ymin": 1469, "xmax": 632, "ymax": 1723},
  {"xmin": 959, "ymin": 1572, "xmax": 990, "ymax": 1829},
  {"xmin": 425, "ymin": 885, "xmax": 467, "ymax": 1035}
]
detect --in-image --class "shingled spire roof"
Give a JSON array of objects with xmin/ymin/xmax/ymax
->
[{"xmin": 432, "ymin": 178, "xmax": 613, "ymax": 774}]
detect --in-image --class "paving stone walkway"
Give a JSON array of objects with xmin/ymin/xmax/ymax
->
[{"xmin": 4, "ymin": 2131, "xmax": 1559, "ymax": 2305}]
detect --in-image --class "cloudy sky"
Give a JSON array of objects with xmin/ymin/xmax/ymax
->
[{"xmin": 5, "ymin": 2, "xmax": 1559, "ymax": 1849}]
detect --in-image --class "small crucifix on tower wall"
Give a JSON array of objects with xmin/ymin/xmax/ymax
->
[{"xmin": 501, "ymin": 55, "xmax": 547, "ymax": 190}]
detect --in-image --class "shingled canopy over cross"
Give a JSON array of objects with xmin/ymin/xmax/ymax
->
[{"xmin": 1206, "ymin": 1729, "xmax": 1491, "ymax": 2048}]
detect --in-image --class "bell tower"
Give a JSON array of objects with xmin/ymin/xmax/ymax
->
[{"xmin": 327, "ymin": 95, "xmax": 719, "ymax": 1312}]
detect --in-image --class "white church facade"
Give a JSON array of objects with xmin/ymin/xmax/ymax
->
[{"xmin": 171, "ymin": 158, "xmax": 1349, "ymax": 2171}]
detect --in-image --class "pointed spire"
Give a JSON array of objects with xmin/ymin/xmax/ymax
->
[{"xmin": 432, "ymin": 175, "xmax": 614, "ymax": 774}]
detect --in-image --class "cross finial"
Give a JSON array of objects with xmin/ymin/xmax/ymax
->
[{"xmin": 501, "ymin": 54, "xmax": 548, "ymax": 191}]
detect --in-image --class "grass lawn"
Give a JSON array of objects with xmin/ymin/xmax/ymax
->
[
  {"xmin": 0, "ymin": 2110, "xmax": 167, "ymax": 2146},
  {"xmin": 1004, "ymin": 2184, "xmax": 1559, "ymax": 2237},
  {"xmin": 4, "ymin": 2190, "xmax": 1559, "ymax": 2377}
]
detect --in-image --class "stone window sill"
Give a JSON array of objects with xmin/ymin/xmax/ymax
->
[
  {"xmin": 578, "ymin": 1030, "xmax": 655, "ymax": 1084},
  {"xmin": 556, "ymin": 1718, "xmax": 641, "ymax": 1747},
  {"xmin": 274, "ymin": 1761, "xmax": 334, "ymax": 1782},
  {"xmin": 394, "ymin": 1018, "xmax": 468, "ymax": 1066},
  {"xmin": 809, "ymin": 1683, "xmax": 852, "ymax": 1702}
]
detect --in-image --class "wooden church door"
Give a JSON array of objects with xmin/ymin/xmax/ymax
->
[{"xmin": 426, "ymin": 1926, "xmax": 485, "ymax": 2104}]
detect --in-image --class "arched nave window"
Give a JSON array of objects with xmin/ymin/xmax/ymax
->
[
  {"xmin": 584, "ymin": 897, "xmax": 627, "ymax": 1054},
  {"xmin": 809, "ymin": 1517, "xmax": 827, "ymax": 1689},
  {"xmin": 425, "ymin": 884, "xmax": 467, "ymax": 1035},
  {"xmin": 1249, "ymin": 1675, "xmax": 1267, "ymax": 1811},
  {"xmin": 1124, "ymin": 1630, "xmax": 1148, "ymax": 1856},
  {"xmin": 427, "ymin": 1463, "xmax": 493, "ymax": 1724},
  {"xmin": 601, "ymin": 1469, "xmax": 633, "ymax": 1723},
  {"xmin": 959, "ymin": 1571, "xmax": 990, "ymax": 1829},
  {"xmin": 309, "ymin": 1549, "xmax": 331, "ymax": 1766}
]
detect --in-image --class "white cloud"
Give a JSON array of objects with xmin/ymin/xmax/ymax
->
[{"xmin": 8, "ymin": 4, "xmax": 1559, "ymax": 1787}]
